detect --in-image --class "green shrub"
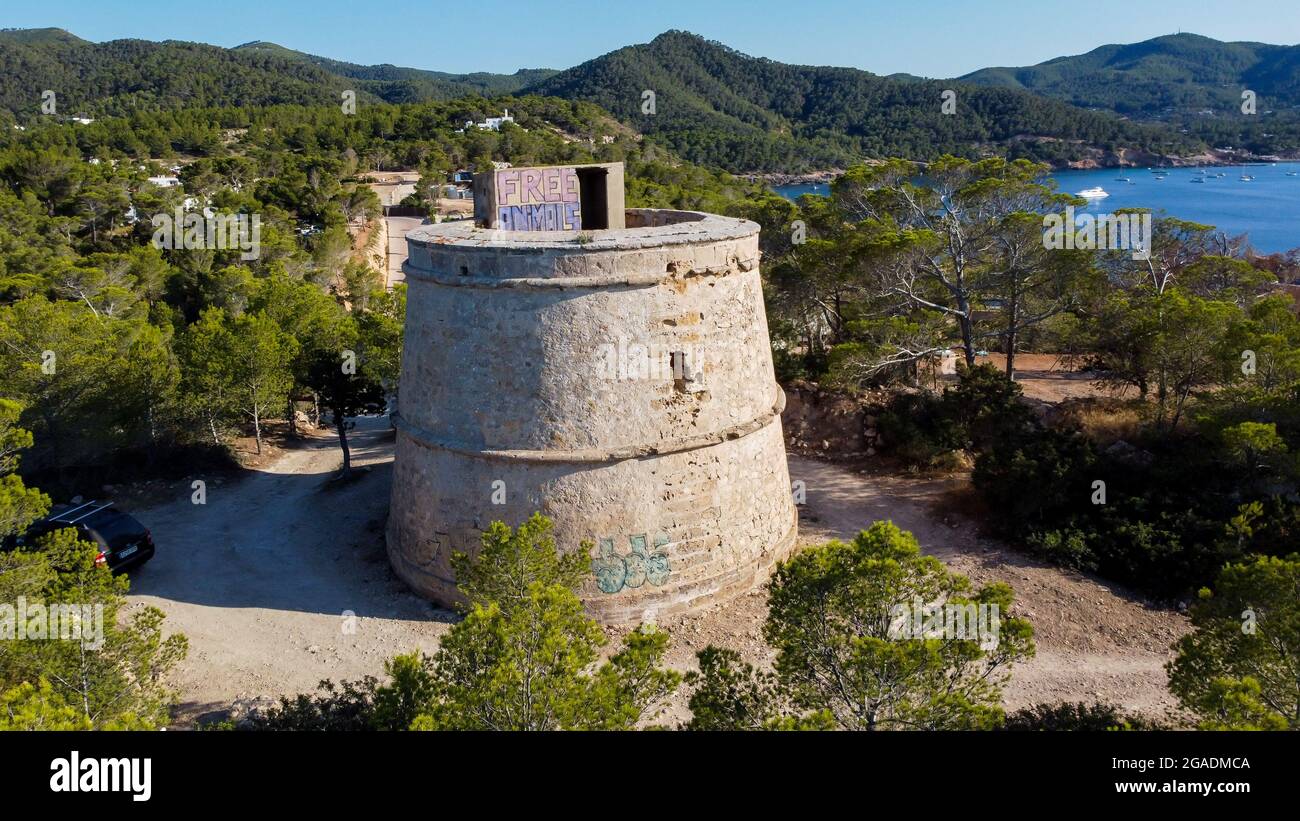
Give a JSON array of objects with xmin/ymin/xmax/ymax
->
[
  {"xmin": 878, "ymin": 364, "xmax": 1036, "ymax": 469},
  {"xmin": 1003, "ymin": 701, "xmax": 1164, "ymax": 731}
]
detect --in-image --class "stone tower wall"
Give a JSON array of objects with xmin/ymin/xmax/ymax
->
[{"xmin": 387, "ymin": 209, "xmax": 797, "ymax": 623}]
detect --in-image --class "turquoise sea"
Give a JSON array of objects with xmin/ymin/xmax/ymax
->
[{"xmin": 774, "ymin": 163, "xmax": 1300, "ymax": 253}]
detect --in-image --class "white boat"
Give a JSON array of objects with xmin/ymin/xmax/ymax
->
[
  {"xmin": 1115, "ymin": 177, "xmax": 1131, "ymax": 182},
  {"xmin": 1240, "ymin": 174, "xmax": 1254, "ymax": 181},
  {"xmin": 1287, "ymin": 171, "xmax": 1298, "ymax": 177},
  {"xmin": 1075, "ymin": 186, "xmax": 1109, "ymax": 199}
]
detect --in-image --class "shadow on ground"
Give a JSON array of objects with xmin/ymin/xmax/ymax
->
[{"xmin": 127, "ymin": 416, "xmax": 443, "ymax": 622}]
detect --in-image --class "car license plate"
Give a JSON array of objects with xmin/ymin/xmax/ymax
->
[{"xmin": 117, "ymin": 545, "xmax": 138, "ymax": 559}]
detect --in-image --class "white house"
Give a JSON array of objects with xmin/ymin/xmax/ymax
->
[
  {"xmin": 147, "ymin": 175, "xmax": 181, "ymax": 188},
  {"xmin": 481, "ymin": 109, "xmax": 514, "ymax": 130},
  {"xmin": 458, "ymin": 109, "xmax": 516, "ymax": 132}
]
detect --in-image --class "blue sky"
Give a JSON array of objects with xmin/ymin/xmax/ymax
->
[{"xmin": 4, "ymin": 0, "xmax": 1298, "ymax": 77}]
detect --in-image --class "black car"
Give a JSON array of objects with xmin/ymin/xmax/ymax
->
[{"xmin": 18, "ymin": 501, "xmax": 155, "ymax": 573}]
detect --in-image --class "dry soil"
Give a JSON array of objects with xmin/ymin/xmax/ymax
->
[{"xmin": 126, "ymin": 416, "xmax": 1187, "ymax": 727}]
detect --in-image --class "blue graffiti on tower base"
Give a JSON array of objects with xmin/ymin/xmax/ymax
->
[{"xmin": 592, "ymin": 533, "xmax": 671, "ymax": 594}]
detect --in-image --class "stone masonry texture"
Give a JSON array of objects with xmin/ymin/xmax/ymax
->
[{"xmin": 386, "ymin": 209, "xmax": 797, "ymax": 623}]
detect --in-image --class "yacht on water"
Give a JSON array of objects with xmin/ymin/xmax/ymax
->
[{"xmin": 1075, "ymin": 186, "xmax": 1109, "ymax": 199}]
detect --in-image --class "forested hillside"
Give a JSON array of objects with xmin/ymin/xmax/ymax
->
[
  {"xmin": 2, "ymin": 27, "xmax": 1205, "ymax": 172},
  {"xmin": 960, "ymin": 33, "xmax": 1300, "ymax": 115},
  {"xmin": 9, "ymin": 27, "xmax": 1300, "ymax": 169},
  {"xmin": 525, "ymin": 31, "xmax": 1201, "ymax": 171},
  {"xmin": 957, "ymin": 33, "xmax": 1300, "ymax": 155},
  {"xmin": 0, "ymin": 28, "xmax": 362, "ymax": 116},
  {"xmin": 0, "ymin": 28, "xmax": 553, "ymax": 117},
  {"xmin": 231, "ymin": 41, "xmax": 557, "ymax": 103}
]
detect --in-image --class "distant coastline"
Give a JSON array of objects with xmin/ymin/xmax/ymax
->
[
  {"xmin": 746, "ymin": 147, "xmax": 1300, "ymax": 185},
  {"xmin": 745, "ymin": 169, "xmax": 842, "ymax": 186}
]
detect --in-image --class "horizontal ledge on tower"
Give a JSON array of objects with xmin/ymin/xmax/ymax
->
[
  {"xmin": 400, "ymin": 258, "xmax": 759, "ymax": 290},
  {"xmin": 392, "ymin": 389, "xmax": 786, "ymax": 463}
]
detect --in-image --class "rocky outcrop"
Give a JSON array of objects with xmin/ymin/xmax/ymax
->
[{"xmin": 781, "ymin": 381, "xmax": 888, "ymax": 458}]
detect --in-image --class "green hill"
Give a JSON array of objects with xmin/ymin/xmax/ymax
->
[
  {"xmin": 959, "ymin": 33, "xmax": 1300, "ymax": 116},
  {"xmin": 0, "ymin": 29, "xmax": 555, "ymax": 118},
  {"xmin": 0, "ymin": 32, "xmax": 359, "ymax": 116},
  {"xmin": 0, "ymin": 26, "xmax": 1219, "ymax": 171},
  {"xmin": 0, "ymin": 27, "xmax": 88, "ymax": 46},
  {"xmin": 231, "ymin": 41, "xmax": 557, "ymax": 102},
  {"xmin": 524, "ymin": 31, "xmax": 1198, "ymax": 171}
]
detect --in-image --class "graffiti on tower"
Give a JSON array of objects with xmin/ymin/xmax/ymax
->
[{"xmin": 495, "ymin": 166, "xmax": 581, "ymax": 231}]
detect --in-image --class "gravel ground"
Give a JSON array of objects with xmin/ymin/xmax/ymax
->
[
  {"xmin": 126, "ymin": 417, "xmax": 452, "ymax": 726},
  {"xmin": 127, "ymin": 418, "xmax": 1187, "ymax": 727}
]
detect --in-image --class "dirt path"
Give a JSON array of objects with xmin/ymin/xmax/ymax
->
[
  {"xmin": 131, "ymin": 424, "xmax": 1186, "ymax": 726},
  {"xmin": 126, "ymin": 417, "xmax": 450, "ymax": 724},
  {"xmin": 381, "ymin": 216, "xmax": 423, "ymax": 288}
]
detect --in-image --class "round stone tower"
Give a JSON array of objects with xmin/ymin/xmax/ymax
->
[{"xmin": 386, "ymin": 207, "xmax": 797, "ymax": 624}]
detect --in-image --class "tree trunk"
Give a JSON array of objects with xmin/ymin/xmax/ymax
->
[
  {"xmin": 209, "ymin": 415, "xmax": 220, "ymax": 446},
  {"xmin": 1005, "ymin": 281, "xmax": 1020, "ymax": 381},
  {"xmin": 253, "ymin": 406, "xmax": 263, "ymax": 454},
  {"xmin": 335, "ymin": 410, "xmax": 352, "ymax": 476},
  {"xmin": 958, "ymin": 308, "xmax": 976, "ymax": 367},
  {"xmin": 1171, "ymin": 386, "xmax": 1192, "ymax": 430},
  {"xmin": 287, "ymin": 397, "xmax": 297, "ymax": 439},
  {"xmin": 1156, "ymin": 376, "xmax": 1169, "ymax": 427}
]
